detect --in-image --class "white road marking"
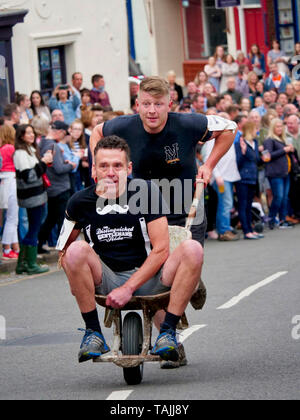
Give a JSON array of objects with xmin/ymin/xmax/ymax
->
[
  {"xmin": 106, "ymin": 390, "xmax": 133, "ymax": 400},
  {"xmin": 105, "ymin": 325, "xmax": 206, "ymax": 400},
  {"xmin": 217, "ymin": 271, "xmax": 288, "ymax": 310},
  {"xmin": 180, "ymin": 324, "xmax": 207, "ymax": 342}
]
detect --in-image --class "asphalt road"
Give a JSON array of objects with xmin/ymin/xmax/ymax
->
[{"xmin": 0, "ymin": 225, "xmax": 299, "ymax": 401}]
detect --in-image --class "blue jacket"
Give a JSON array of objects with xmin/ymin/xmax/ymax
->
[
  {"xmin": 264, "ymin": 73, "xmax": 291, "ymax": 94},
  {"xmin": 249, "ymin": 54, "xmax": 266, "ymax": 73},
  {"xmin": 235, "ymin": 139, "xmax": 260, "ymax": 184},
  {"xmin": 263, "ymin": 137, "xmax": 289, "ymax": 178}
]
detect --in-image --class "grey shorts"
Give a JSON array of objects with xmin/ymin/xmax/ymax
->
[{"xmin": 95, "ymin": 260, "xmax": 170, "ymax": 297}]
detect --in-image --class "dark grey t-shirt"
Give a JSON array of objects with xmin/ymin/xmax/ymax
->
[{"xmin": 103, "ymin": 113, "xmax": 212, "ymax": 219}]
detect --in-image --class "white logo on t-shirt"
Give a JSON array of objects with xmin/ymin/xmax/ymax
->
[
  {"xmin": 96, "ymin": 226, "xmax": 134, "ymax": 242},
  {"xmin": 96, "ymin": 204, "xmax": 130, "ymax": 215}
]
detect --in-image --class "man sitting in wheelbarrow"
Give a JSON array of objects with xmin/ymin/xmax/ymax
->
[{"xmin": 58, "ymin": 136, "xmax": 206, "ymax": 364}]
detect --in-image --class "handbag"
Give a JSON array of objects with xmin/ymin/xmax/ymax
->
[{"xmin": 42, "ymin": 173, "xmax": 51, "ymax": 188}]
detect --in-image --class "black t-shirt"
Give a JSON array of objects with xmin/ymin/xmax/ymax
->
[
  {"xmin": 103, "ymin": 113, "xmax": 212, "ymax": 219},
  {"xmin": 66, "ymin": 180, "xmax": 167, "ymax": 272}
]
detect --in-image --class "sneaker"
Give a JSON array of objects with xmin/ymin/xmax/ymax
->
[
  {"xmin": 78, "ymin": 329, "xmax": 110, "ymax": 363},
  {"xmin": 218, "ymin": 230, "xmax": 239, "ymax": 241},
  {"xmin": 207, "ymin": 230, "xmax": 218, "ymax": 240},
  {"xmin": 244, "ymin": 233, "xmax": 259, "ymax": 240},
  {"xmin": 253, "ymin": 232, "xmax": 264, "ymax": 239},
  {"xmin": 2, "ymin": 250, "xmax": 19, "ymax": 260},
  {"xmin": 160, "ymin": 343, "xmax": 187, "ymax": 369},
  {"xmin": 150, "ymin": 329, "xmax": 179, "ymax": 362},
  {"xmin": 286, "ymin": 216, "xmax": 299, "ymax": 225},
  {"xmin": 279, "ymin": 221, "xmax": 294, "ymax": 229}
]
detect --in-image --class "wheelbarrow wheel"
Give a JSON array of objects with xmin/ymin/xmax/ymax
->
[{"xmin": 122, "ymin": 312, "xmax": 144, "ymax": 385}]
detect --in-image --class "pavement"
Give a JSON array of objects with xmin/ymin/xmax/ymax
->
[
  {"xmin": 0, "ymin": 249, "xmax": 59, "ymax": 274},
  {"xmin": 0, "ymin": 224, "xmax": 299, "ymax": 400}
]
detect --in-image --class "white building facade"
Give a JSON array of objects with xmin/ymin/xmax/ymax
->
[{"xmin": 0, "ymin": 0, "xmax": 130, "ymax": 113}]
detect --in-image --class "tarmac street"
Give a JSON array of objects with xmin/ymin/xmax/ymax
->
[{"xmin": 0, "ymin": 225, "xmax": 299, "ymax": 400}]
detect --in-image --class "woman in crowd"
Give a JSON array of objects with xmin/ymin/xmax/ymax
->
[
  {"xmin": 170, "ymin": 89, "xmax": 180, "ymax": 111},
  {"xmin": 15, "ymin": 93, "xmax": 33, "ymax": 124},
  {"xmin": 0, "ymin": 125, "xmax": 19, "ymax": 259},
  {"xmin": 81, "ymin": 106, "xmax": 104, "ymax": 185},
  {"xmin": 236, "ymin": 50, "xmax": 251, "ymax": 69},
  {"xmin": 14, "ymin": 124, "xmax": 53, "ymax": 274},
  {"xmin": 214, "ymin": 45, "xmax": 225, "ymax": 67},
  {"xmin": 203, "ymin": 82, "xmax": 218, "ymax": 108},
  {"xmin": 48, "ymin": 84, "xmax": 80, "ymax": 126},
  {"xmin": 57, "ymin": 124, "xmax": 81, "ymax": 196},
  {"xmin": 194, "ymin": 71, "xmax": 208, "ymax": 95},
  {"xmin": 240, "ymin": 97, "xmax": 252, "ymax": 114},
  {"xmin": 248, "ymin": 44, "xmax": 266, "ymax": 79},
  {"xmin": 267, "ymin": 39, "xmax": 289, "ymax": 74},
  {"xmin": 68, "ymin": 119, "xmax": 88, "ymax": 192},
  {"xmin": 204, "ymin": 56, "xmax": 222, "ymax": 92},
  {"xmin": 235, "ymin": 121, "xmax": 263, "ymax": 240},
  {"xmin": 247, "ymin": 71, "xmax": 260, "ymax": 108},
  {"xmin": 166, "ymin": 70, "xmax": 183, "ymax": 103},
  {"xmin": 214, "ymin": 46, "xmax": 226, "ymax": 91},
  {"xmin": 263, "ymin": 118, "xmax": 295, "ymax": 229},
  {"xmin": 80, "ymin": 88, "xmax": 92, "ymax": 112},
  {"xmin": 31, "ymin": 115, "xmax": 50, "ymax": 146},
  {"xmin": 30, "ymin": 90, "xmax": 51, "ymax": 122},
  {"xmin": 258, "ymin": 109, "xmax": 278, "ymax": 146},
  {"xmin": 285, "ymin": 83, "xmax": 297, "ymax": 106},
  {"xmin": 220, "ymin": 54, "xmax": 239, "ymax": 94}
]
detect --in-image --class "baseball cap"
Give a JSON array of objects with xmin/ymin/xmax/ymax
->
[{"xmin": 51, "ymin": 120, "xmax": 69, "ymax": 132}]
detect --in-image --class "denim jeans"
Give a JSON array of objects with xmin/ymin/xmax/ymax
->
[
  {"xmin": 22, "ymin": 204, "xmax": 47, "ymax": 247},
  {"xmin": 212, "ymin": 181, "xmax": 234, "ymax": 235},
  {"xmin": 18, "ymin": 207, "xmax": 29, "ymax": 242},
  {"xmin": 235, "ymin": 182, "xmax": 256, "ymax": 235},
  {"xmin": 268, "ymin": 176, "xmax": 290, "ymax": 223}
]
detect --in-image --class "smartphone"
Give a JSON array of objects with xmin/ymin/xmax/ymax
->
[{"xmin": 59, "ymin": 85, "xmax": 69, "ymax": 90}]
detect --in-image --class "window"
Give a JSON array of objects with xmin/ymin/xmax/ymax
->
[
  {"xmin": 38, "ymin": 46, "xmax": 66, "ymax": 99},
  {"xmin": 242, "ymin": 0, "xmax": 261, "ymax": 5},
  {"xmin": 184, "ymin": 0, "xmax": 227, "ymax": 59},
  {"xmin": 202, "ymin": 0, "xmax": 227, "ymax": 57}
]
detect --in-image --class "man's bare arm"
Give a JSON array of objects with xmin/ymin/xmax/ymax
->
[
  {"xmin": 106, "ymin": 217, "xmax": 170, "ymax": 308},
  {"xmin": 198, "ymin": 125, "xmax": 237, "ymax": 186},
  {"xmin": 90, "ymin": 123, "xmax": 104, "ymax": 161}
]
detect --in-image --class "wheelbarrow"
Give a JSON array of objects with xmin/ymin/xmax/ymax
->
[{"xmin": 93, "ymin": 182, "xmax": 205, "ymax": 385}]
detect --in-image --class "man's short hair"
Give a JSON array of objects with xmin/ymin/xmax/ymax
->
[
  {"xmin": 226, "ymin": 105, "xmax": 239, "ymax": 114},
  {"xmin": 139, "ymin": 76, "xmax": 170, "ymax": 98},
  {"xmin": 72, "ymin": 72, "xmax": 82, "ymax": 80},
  {"xmin": 91, "ymin": 74, "xmax": 103, "ymax": 85},
  {"xmin": 192, "ymin": 93, "xmax": 204, "ymax": 103},
  {"xmin": 234, "ymin": 114, "xmax": 247, "ymax": 125},
  {"xmin": 94, "ymin": 135, "xmax": 131, "ymax": 163},
  {"xmin": 91, "ymin": 104, "xmax": 105, "ymax": 112},
  {"xmin": 3, "ymin": 103, "xmax": 18, "ymax": 119}
]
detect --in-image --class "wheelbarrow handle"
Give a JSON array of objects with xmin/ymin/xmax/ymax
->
[{"xmin": 185, "ymin": 180, "xmax": 205, "ymax": 231}]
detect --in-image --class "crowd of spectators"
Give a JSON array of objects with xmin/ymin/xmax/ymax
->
[{"xmin": 0, "ymin": 39, "xmax": 299, "ymax": 269}]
